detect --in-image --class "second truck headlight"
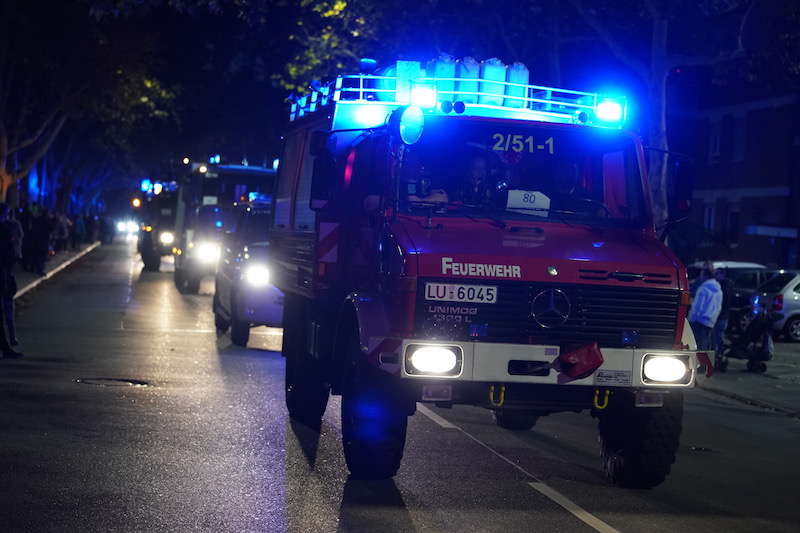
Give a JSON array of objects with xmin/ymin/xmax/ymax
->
[
  {"xmin": 195, "ymin": 242, "xmax": 220, "ymax": 263},
  {"xmin": 159, "ymin": 231, "xmax": 175, "ymax": 245},
  {"xmin": 244, "ymin": 265, "xmax": 270, "ymax": 287}
]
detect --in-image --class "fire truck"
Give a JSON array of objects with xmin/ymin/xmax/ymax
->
[
  {"xmin": 172, "ymin": 162, "xmax": 276, "ymax": 293},
  {"xmin": 272, "ymin": 58, "xmax": 710, "ymax": 487}
]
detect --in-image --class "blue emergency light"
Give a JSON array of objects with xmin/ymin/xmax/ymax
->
[
  {"xmin": 140, "ymin": 179, "xmax": 152, "ymax": 192},
  {"xmin": 291, "ymin": 59, "xmax": 630, "ymax": 132}
]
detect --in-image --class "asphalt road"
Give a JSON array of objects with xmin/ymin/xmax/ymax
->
[{"xmin": 1, "ymin": 242, "xmax": 799, "ymax": 532}]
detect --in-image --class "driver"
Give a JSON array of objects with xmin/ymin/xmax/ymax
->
[{"xmin": 457, "ymin": 154, "xmax": 492, "ymax": 205}]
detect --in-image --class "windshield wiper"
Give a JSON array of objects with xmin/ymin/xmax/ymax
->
[{"xmin": 407, "ymin": 201, "xmax": 507, "ymax": 229}]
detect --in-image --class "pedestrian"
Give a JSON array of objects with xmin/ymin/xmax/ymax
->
[
  {"xmin": 714, "ymin": 268, "xmax": 734, "ymax": 361},
  {"xmin": 19, "ymin": 203, "xmax": 35, "ymax": 271},
  {"xmin": 71, "ymin": 213, "xmax": 86, "ymax": 250},
  {"xmin": 688, "ymin": 267, "xmax": 723, "ymax": 351},
  {"xmin": 0, "ymin": 203, "xmax": 23, "ymax": 358},
  {"xmin": 31, "ymin": 208, "xmax": 54, "ymax": 276},
  {"xmin": 54, "ymin": 212, "xmax": 70, "ymax": 252}
]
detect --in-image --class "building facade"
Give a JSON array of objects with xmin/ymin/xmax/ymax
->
[{"xmin": 674, "ymin": 95, "xmax": 800, "ymax": 267}]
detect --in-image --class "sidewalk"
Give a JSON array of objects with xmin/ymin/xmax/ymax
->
[
  {"xmin": 13, "ymin": 242, "xmax": 100, "ymax": 300},
  {"xmin": 696, "ymin": 343, "xmax": 800, "ymax": 417}
]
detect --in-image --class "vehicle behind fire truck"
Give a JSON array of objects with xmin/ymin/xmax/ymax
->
[
  {"xmin": 272, "ymin": 58, "xmax": 709, "ymax": 487},
  {"xmin": 172, "ymin": 163, "xmax": 276, "ymax": 293}
]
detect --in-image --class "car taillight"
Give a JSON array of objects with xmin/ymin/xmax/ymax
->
[{"xmin": 773, "ymin": 294, "xmax": 784, "ymax": 311}]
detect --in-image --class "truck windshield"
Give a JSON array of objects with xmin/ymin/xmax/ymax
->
[{"xmin": 399, "ymin": 116, "xmax": 646, "ymax": 226}]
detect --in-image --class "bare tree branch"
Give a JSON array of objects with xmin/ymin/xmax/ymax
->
[
  {"xmin": 7, "ymin": 104, "xmax": 63, "ymax": 155},
  {"xmin": 569, "ymin": 0, "xmax": 649, "ymax": 79},
  {"xmin": 13, "ymin": 113, "xmax": 68, "ymax": 182},
  {"xmin": 493, "ymin": 12, "xmax": 520, "ymax": 63},
  {"xmin": 667, "ymin": 47, "xmax": 746, "ymax": 70}
]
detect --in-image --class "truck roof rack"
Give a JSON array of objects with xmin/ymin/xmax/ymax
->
[{"xmin": 289, "ymin": 59, "xmax": 627, "ymax": 129}]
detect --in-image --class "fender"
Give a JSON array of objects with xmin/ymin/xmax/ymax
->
[
  {"xmin": 681, "ymin": 318, "xmax": 697, "ymax": 351},
  {"xmin": 339, "ymin": 292, "xmax": 402, "ymax": 374}
]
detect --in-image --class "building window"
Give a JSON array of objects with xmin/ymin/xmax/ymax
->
[
  {"xmin": 704, "ymin": 204, "xmax": 715, "ymax": 231},
  {"xmin": 728, "ymin": 210, "xmax": 740, "ymax": 245},
  {"xmin": 708, "ymin": 120, "xmax": 721, "ymax": 164},
  {"xmin": 732, "ymin": 115, "xmax": 746, "ymax": 163}
]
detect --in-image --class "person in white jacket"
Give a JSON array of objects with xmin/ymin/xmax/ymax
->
[{"xmin": 688, "ymin": 269, "xmax": 723, "ymax": 351}]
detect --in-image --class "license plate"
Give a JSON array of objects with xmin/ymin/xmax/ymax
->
[
  {"xmin": 422, "ymin": 384, "xmax": 452, "ymax": 401},
  {"xmin": 425, "ymin": 283, "xmax": 497, "ymax": 304}
]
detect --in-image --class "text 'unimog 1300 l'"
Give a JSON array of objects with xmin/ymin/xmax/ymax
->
[{"xmin": 272, "ymin": 57, "xmax": 711, "ymax": 488}]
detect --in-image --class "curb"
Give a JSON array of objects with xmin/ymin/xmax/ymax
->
[
  {"xmin": 13, "ymin": 242, "xmax": 101, "ymax": 300},
  {"xmin": 696, "ymin": 381, "xmax": 799, "ymax": 418}
]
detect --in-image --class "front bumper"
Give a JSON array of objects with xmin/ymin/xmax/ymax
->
[{"xmin": 383, "ymin": 340, "xmax": 698, "ymax": 389}]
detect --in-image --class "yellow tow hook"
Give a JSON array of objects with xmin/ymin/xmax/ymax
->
[
  {"xmin": 489, "ymin": 384, "xmax": 506, "ymax": 407},
  {"xmin": 593, "ymin": 388, "xmax": 611, "ymax": 410}
]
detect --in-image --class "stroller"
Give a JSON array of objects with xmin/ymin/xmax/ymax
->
[{"xmin": 716, "ymin": 307, "xmax": 781, "ymax": 373}]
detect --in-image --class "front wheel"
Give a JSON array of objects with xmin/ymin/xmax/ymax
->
[
  {"xmin": 494, "ymin": 409, "xmax": 539, "ymax": 431},
  {"xmin": 783, "ymin": 317, "xmax": 800, "ymax": 342},
  {"xmin": 175, "ymin": 269, "xmax": 201, "ymax": 294},
  {"xmin": 213, "ymin": 293, "xmax": 229, "ymax": 332},
  {"xmin": 341, "ymin": 357, "xmax": 408, "ymax": 479},
  {"xmin": 229, "ymin": 295, "xmax": 250, "ymax": 347},
  {"xmin": 283, "ymin": 295, "xmax": 329, "ymax": 427},
  {"xmin": 598, "ymin": 392, "xmax": 683, "ymax": 489},
  {"xmin": 142, "ymin": 252, "xmax": 161, "ymax": 271}
]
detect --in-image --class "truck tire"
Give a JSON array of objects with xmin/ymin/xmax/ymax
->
[
  {"xmin": 213, "ymin": 293, "xmax": 229, "ymax": 332},
  {"xmin": 175, "ymin": 269, "xmax": 200, "ymax": 294},
  {"xmin": 341, "ymin": 333, "xmax": 408, "ymax": 479},
  {"xmin": 598, "ymin": 392, "xmax": 683, "ymax": 489},
  {"xmin": 494, "ymin": 409, "xmax": 539, "ymax": 431},
  {"xmin": 142, "ymin": 252, "xmax": 160, "ymax": 272},
  {"xmin": 283, "ymin": 295, "xmax": 329, "ymax": 427},
  {"xmin": 229, "ymin": 296, "xmax": 250, "ymax": 347}
]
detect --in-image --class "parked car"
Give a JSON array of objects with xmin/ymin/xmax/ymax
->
[
  {"xmin": 752, "ymin": 271, "xmax": 800, "ymax": 341},
  {"xmin": 687, "ymin": 261, "xmax": 779, "ymax": 331},
  {"xmin": 213, "ymin": 201, "xmax": 283, "ymax": 347}
]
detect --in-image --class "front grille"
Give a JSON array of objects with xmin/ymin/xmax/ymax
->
[{"xmin": 416, "ymin": 279, "xmax": 679, "ymax": 349}]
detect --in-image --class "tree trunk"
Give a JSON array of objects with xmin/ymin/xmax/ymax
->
[
  {"xmin": 545, "ymin": 0, "xmax": 562, "ymax": 86},
  {"xmin": 647, "ymin": 18, "xmax": 670, "ymax": 229},
  {"xmin": 647, "ymin": 73, "xmax": 669, "ymax": 229}
]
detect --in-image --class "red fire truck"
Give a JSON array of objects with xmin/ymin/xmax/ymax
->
[{"xmin": 271, "ymin": 58, "xmax": 710, "ymax": 487}]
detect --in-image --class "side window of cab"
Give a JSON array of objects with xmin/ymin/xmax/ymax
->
[{"xmin": 274, "ymin": 130, "xmax": 304, "ymax": 230}]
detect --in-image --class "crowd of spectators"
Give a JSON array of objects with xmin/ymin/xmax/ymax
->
[{"xmin": 13, "ymin": 202, "xmax": 113, "ymax": 276}]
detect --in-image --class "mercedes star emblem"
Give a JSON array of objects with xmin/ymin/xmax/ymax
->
[{"xmin": 531, "ymin": 289, "xmax": 571, "ymax": 328}]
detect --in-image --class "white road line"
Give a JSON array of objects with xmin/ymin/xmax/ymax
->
[
  {"xmin": 418, "ymin": 405, "xmax": 621, "ymax": 533},
  {"xmin": 529, "ymin": 482, "xmax": 621, "ymax": 533},
  {"xmin": 14, "ymin": 242, "xmax": 101, "ymax": 299},
  {"xmin": 416, "ymin": 403, "xmax": 458, "ymax": 429}
]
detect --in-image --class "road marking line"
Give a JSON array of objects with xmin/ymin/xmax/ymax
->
[
  {"xmin": 529, "ymin": 482, "xmax": 621, "ymax": 533},
  {"xmin": 417, "ymin": 403, "xmax": 458, "ymax": 429},
  {"xmin": 14, "ymin": 242, "xmax": 101, "ymax": 299},
  {"xmin": 418, "ymin": 405, "xmax": 620, "ymax": 533}
]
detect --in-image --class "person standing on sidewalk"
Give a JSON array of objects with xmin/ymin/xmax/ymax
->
[
  {"xmin": 688, "ymin": 268, "xmax": 723, "ymax": 351},
  {"xmin": 714, "ymin": 268, "xmax": 734, "ymax": 359},
  {"xmin": 0, "ymin": 204, "xmax": 23, "ymax": 358}
]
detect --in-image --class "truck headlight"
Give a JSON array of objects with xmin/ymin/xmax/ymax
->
[
  {"xmin": 244, "ymin": 265, "xmax": 270, "ymax": 287},
  {"xmin": 159, "ymin": 231, "xmax": 175, "ymax": 245},
  {"xmin": 195, "ymin": 242, "xmax": 220, "ymax": 263},
  {"xmin": 405, "ymin": 345, "xmax": 462, "ymax": 376},
  {"xmin": 116, "ymin": 221, "xmax": 127, "ymax": 232},
  {"xmin": 642, "ymin": 355, "xmax": 690, "ymax": 384}
]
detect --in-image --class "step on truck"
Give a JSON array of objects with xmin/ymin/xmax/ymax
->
[{"xmin": 272, "ymin": 57, "xmax": 711, "ymax": 487}]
